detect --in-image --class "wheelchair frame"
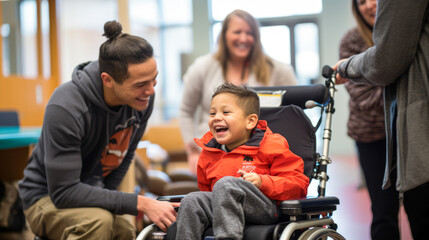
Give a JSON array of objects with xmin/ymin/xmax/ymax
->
[{"xmin": 137, "ymin": 66, "xmax": 346, "ymax": 240}]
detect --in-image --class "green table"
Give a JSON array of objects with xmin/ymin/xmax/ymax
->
[
  {"xmin": 0, "ymin": 127, "xmax": 41, "ymax": 150},
  {"xmin": 0, "ymin": 127, "xmax": 41, "ymax": 180}
]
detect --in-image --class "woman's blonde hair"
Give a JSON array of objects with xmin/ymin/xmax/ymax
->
[
  {"xmin": 352, "ymin": 0, "xmax": 374, "ymax": 47},
  {"xmin": 215, "ymin": 9, "xmax": 272, "ymax": 85}
]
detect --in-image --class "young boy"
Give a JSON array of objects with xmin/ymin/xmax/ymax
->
[{"xmin": 175, "ymin": 83, "xmax": 309, "ymax": 240}]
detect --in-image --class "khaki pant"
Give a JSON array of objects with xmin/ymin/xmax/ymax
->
[{"xmin": 24, "ymin": 196, "xmax": 136, "ymax": 240}]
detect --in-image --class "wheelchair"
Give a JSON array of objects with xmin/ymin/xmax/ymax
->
[{"xmin": 137, "ymin": 66, "xmax": 346, "ymax": 240}]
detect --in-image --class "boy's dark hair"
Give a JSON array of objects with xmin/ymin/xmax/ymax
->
[
  {"xmin": 99, "ymin": 20, "xmax": 154, "ymax": 84},
  {"xmin": 212, "ymin": 83, "xmax": 260, "ymax": 117}
]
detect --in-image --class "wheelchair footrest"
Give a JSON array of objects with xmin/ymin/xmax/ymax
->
[{"xmin": 279, "ymin": 196, "xmax": 339, "ymax": 215}]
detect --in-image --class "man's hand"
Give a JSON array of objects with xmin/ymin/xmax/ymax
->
[
  {"xmin": 137, "ymin": 195, "xmax": 180, "ymax": 231},
  {"xmin": 237, "ymin": 170, "xmax": 262, "ymax": 188},
  {"xmin": 332, "ymin": 59, "xmax": 349, "ymax": 85}
]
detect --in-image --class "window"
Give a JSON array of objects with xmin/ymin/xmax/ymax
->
[
  {"xmin": 0, "ymin": 0, "xmax": 61, "ymax": 126},
  {"xmin": 59, "ymin": 0, "xmax": 117, "ymax": 83},
  {"xmin": 129, "ymin": 0, "xmax": 193, "ymax": 122},
  {"xmin": 2, "ymin": 0, "xmax": 38, "ymax": 77},
  {"xmin": 211, "ymin": 0, "xmax": 322, "ymax": 20},
  {"xmin": 19, "ymin": 0, "xmax": 38, "ymax": 77},
  {"xmin": 41, "ymin": 0, "xmax": 51, "ymax": 78},
  {"xmin": 260, "ymin": 26, "xmax": 291, "ymax": 65},
  {"xmin": 1, "ymin": 0, "xmax": 52, "ymax": 78},
  {"xmin": 1, "ymin": 23, "xmax": 11, "ymax": 75},
  {"xmin": 295, "ymin": 23, "xmax": 319, "ymax": 84}
]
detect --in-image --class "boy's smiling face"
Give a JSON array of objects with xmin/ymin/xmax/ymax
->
[{"xmin": 208, "ymin": 93, "xmax": 257, "ymax": 150}]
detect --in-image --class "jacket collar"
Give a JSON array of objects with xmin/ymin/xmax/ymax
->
[{"xmin": 194, "ymin": 120, "xmax": 270, "ymax": 154}]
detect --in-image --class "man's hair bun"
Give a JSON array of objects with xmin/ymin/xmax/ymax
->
[{"xmin": 103, "ymin": 20, "xmax": 122, "ymax": 40}]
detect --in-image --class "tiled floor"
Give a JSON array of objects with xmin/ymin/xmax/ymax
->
[{"xmin": 322, "ymin": 154, "xmax": 413, "ymax": 240}]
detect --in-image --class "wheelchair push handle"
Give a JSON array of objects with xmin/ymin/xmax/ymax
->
[
  {"xmin": 303, "ymin": 66, "xmax": 336, "ymax": 110},
  {"xmin": 315, "ymin": 65, "xmax": 337, "ymax": 197},
  {"xmin": 322, "ymin": 65, "xmax": 336, "ymax": 79}
]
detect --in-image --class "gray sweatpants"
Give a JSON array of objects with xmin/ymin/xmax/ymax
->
[{"xmin": 175, "ymin": 176, "xmax": 279, "ymax": 240}]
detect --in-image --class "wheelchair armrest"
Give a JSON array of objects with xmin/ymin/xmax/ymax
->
[
  {"xmin": 164, "ymin": 181, "xmax": 199, "ymax": 195},
  {"xmin": 156, "ymin": 194, "xmax": 187, "ymax": 202},
  {"xmin": 168, "ymin": 169, "xmax": 197, "ymax": 182},
  {"xmin": 279, "ymin": 196, "xmax": 339, "ymax": 215}
]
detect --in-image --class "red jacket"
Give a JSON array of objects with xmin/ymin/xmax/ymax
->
[{"xmin": 194, "ymin": 120, "xmax": 309, "ymax": 202}]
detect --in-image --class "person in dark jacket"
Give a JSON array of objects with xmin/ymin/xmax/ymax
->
[{"xmin": 18, "ymin": 21, "xmax": 179, "ymax": 239}]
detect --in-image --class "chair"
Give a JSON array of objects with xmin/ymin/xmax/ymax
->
[
  {"xmin": 137, "ymin": 125, "xmax": 199, "ymax": 196},
  {"xmin": 141, "ymin": 123, "xmax": 198, "ymax": 184},
  {"xmin": 134, "ymin": 153, "xmax": 199, "ymax": 197},
  {"xmin": 137, "ymin": 66, "xmax": 346, "ymax": 240},
  {"xmin": 0, "ymin": 111, "xmax": 19, "ymax": 127}
]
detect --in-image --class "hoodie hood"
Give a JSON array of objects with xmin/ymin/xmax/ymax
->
[{"xmin": 71, "ymin": 61, "xmax": 113, "ymax": 113}]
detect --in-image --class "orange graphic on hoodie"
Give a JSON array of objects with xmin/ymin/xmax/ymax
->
[{"xmin": 100, "ymin": 126, "xmax": 133, "ymax": 177}]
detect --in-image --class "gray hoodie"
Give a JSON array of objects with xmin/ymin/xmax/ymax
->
[
  {"xmin": 338, "ymin": 0, "xmax": 429, "ymax": 193},
  {"xmin": 18, "ymin": 61, "xmax": 154, "ymax": 215}
]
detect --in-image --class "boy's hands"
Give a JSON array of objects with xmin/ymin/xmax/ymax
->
[
  {"xmin": 237, "ymin": 170, "xmax": 262, "ymax": 188},
  {"xmin": 137, "ymin": 195, "xmax": 180, "ymax": 231}
]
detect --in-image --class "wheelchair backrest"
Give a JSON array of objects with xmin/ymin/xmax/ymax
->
[
  {"xmin": 252, "ymin": 84, "xmax": 327, "ymax": 109},
  {"xmin": 252, "ymin": 84, "xmax": 328, "ymax": 180}
]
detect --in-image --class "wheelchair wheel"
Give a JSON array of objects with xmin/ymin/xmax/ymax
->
[
  {"xmin": 297, "ymin": 227, "xmax": 346, "ymax": 240},
  {"xmin": 136, "ymin": 224, "xmax": 158, "ymax": 240}
]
